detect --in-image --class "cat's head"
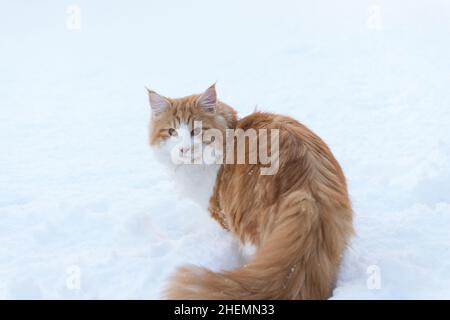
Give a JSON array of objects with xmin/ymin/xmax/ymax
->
[{"xmin": 148, "ymin": 84, "xmax": 237, "ymax": 166}]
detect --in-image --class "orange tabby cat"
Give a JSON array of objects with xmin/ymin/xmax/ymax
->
[{"xmin": 148, "ymin": 84, "xmax": 353, "ymax": 299}]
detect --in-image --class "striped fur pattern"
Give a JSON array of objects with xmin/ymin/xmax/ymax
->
[{"xmin": 148, "ymin": 85, "xmax": 353, "ymax": 299}]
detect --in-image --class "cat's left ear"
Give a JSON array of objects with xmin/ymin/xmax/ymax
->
[
  {"xmin": 147, "ymin": 88, "xmax": 171, "ymax": 117},
  {"xmin": 198, "ymin": 84, "xmax": 217, "ymax": 113}
]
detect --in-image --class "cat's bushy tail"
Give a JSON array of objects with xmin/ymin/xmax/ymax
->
[{"xmin": 164, "ymin": 191, "xmax": 352, "ymax": 299}]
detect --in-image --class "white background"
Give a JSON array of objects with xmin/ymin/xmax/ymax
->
[{"xmin": 1, "ymin": 0, "xmax": 449, "ymax": 298}]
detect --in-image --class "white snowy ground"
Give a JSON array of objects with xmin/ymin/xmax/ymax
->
[{"xmin": 1, "ymin": 0, "xmax": 449, "ymax": 299}]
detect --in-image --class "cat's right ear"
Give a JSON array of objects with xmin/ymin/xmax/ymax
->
[{"xmin": 147, "ymin": 88, "xmax": 170, "ymax": 117}]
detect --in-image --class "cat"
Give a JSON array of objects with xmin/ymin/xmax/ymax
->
[{"xmin": 148, "ymin": 84, "xmax": 353, "ymax": 299}]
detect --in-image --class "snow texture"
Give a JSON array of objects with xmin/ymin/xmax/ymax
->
[{"xmin": 0, "ymin": 0, "xmax": 449, "ymax": 299}]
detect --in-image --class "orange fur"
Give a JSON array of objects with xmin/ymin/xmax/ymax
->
[
  {"xmin": 149, "ymin": 89, "xmax": 237, "ymax": 146},
  {"xmin": 148, "ymin": 87, "xmax": 353, "ymax": 299}
]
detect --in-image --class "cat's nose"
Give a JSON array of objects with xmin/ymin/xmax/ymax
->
[{"xmin": 180, "ymin": 147, "xmax": 190, "ymax": 154}]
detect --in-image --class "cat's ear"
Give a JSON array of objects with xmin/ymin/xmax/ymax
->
[
  {"xmin": 147, "ymin": 88, "xmax": 170, "ymax": 116},
  {"xmin": 198, "ymin": 84, "xmax": 217, "ymax": 113}
]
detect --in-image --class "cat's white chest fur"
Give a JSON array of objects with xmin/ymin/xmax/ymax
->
[
  {"xmin": 170, "ymin": 163, "xmax": 220, "ymax": 209},
  {"xmin": 151, "ymin": 129, "xmax": 221, "ymax": 210}
]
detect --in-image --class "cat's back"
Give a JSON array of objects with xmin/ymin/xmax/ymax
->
[
  {"xmin": 230, "ymin": 111, "xmax": 349, "ymax": 208},
  {"xmin": 236, "ymin": 111, "xmax": 321, "ymax": 142},
  {"xmin": 235, "ymin": 111, "xmax": 333, "ymax": 159}
]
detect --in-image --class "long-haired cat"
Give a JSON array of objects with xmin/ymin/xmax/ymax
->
[{"xmin": 148, "ymin": 84, "xmax": 353, "ymax": 299}]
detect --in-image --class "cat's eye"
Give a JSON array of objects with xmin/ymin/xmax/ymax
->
[
  {"xmin": 191, "ymin": 127, "xmax": 202, "ymax": 136},
  {"xmin": 168, "ymin": 128, "xmax": 177, "ymax": 136}
]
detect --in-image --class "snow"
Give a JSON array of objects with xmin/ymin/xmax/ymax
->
[{"xmin": 1, "ymin": 0, "xmax": 450, "ymax": 299}]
